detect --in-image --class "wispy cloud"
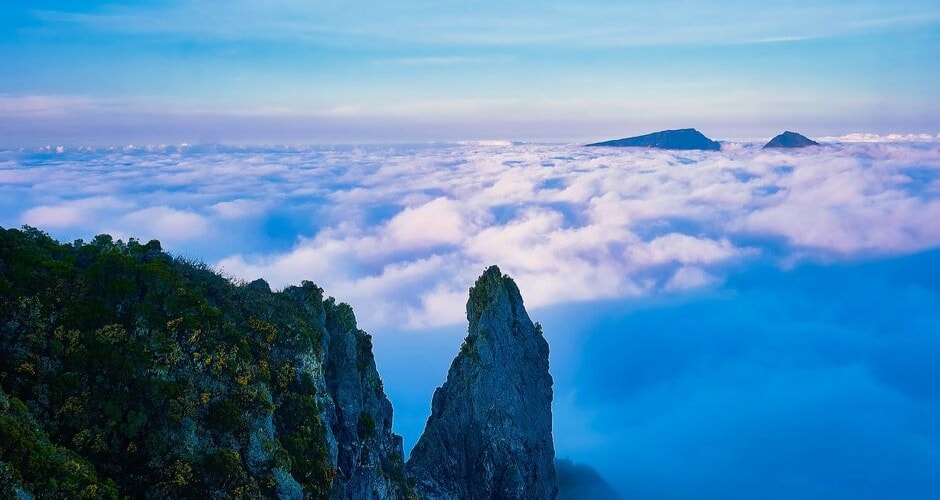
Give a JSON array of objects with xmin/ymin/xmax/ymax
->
[
  {"xmin": 378, "ymin": 56, "xmax": 508, "ymax": 66},
  {"xmin": 819, "ymin": 132, "xmax": 940, "ymax": 143},
  {"xmin": 33, "ymin": 1, "xmax": 940, "ymax": 48},
  {"xmin": 0, "ymin": 94, "xmax": 101, "ymax": 117}
]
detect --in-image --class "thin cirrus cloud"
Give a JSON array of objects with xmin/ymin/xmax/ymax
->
[
  {"xmin": 34, "ymin": 1, "xmax": 940, "ymax": 47},
  {"xmin": 3, "ymin": 140, "xmax": 940, "ymax": 330},
  {"xmin": 819, "ymin": 132, "xmax": 940, "ymax": 143},
  {"xmin": 5, "ymin": 2, "xmax": 938, "ymax": 146},
  {"xmin": 0, "ymin": 94, "xmax": 102, "ymax": 118}
]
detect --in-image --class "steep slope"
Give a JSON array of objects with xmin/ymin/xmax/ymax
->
[
  {"xmin": 763, "ymin": 131, "xmax": 819, "ymax": 148},
  {"xmin": 407, "ymin": 266, "xmax": 557, "ymax": 499},
  {"xmin": 1, "ymin": 387, "xmax": 118, "ymax": 498},
  {"xmin": 0, "ymin": 226, "xmax": 406, "ymax": 499},
  {"xmin": 1, "ymin": 228, "xmax": 559, "ymax": 499},
  {"xmin": 586, "ymin": 128, "xmax": 721, "ymax": 150},
  {"xmin": 319, "ymin": 299, "xmax": 407, "ymax": 499}
]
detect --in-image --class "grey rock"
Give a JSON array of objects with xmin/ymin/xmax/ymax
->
[
  {"xmin": 323, "ymin": 300, "xmax": 407, "ymax": 499},
  {"xmin": 278, "ymin": 282, "xmax": 407, "ymax": 499},
  {"xmin": 246, "ymin": 412, "xmax": 276, "ymax": 476},
  {"xmin": 273, "ymin": 468, "xmax": 304, "ymax": 500},
  {"xmin": 407, "ymin": 266, "xmax": 557, "ymax": 499}
]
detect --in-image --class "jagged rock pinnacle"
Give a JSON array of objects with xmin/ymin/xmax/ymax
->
[{"xmin": 407, "ymin": 265, "xmax": 557, "ymax": 499}]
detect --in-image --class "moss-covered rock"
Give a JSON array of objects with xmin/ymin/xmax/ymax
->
[{"xmin": 0, "ymin": 226, "xmax": 408, "ymax": 499}]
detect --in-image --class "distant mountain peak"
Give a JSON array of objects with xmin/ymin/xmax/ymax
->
[
  {"xmin": 764, "ymin": 131, "xmax": 819, "ymax": 149},
  {"xmin": 586, "ymin": 128, "xmax": 721, "ymax": 151}
]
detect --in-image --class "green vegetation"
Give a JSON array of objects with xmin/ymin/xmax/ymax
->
[
  {"xmin": 357, "ymin": 412, "xmax": 376, "ymax": 440},
  {"xmin": 0, "ymin": 226, "xmax": 363, "ymax": 498},
  {"xmin": 0, "ymin": 388, "xmax": 119, "ymax": 498}
]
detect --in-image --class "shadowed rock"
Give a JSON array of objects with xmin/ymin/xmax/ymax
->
[
  {"xmin": 764, "ymin": 131, "xmax": 819, "ymax": 149},
  {"xmin": 586, "ymin": 128, "xmax": 721, "ymax": 150},
  {"xmin": 322, "ymin": 300, "xmax": 407, "ymax": 499},
  {"xmin": 555, "ymin": 459, "xmax": 621, "ymax": 500},
  {"xmin": 407, "ymin": 266, "xmax": 557, "ymax": 499}
]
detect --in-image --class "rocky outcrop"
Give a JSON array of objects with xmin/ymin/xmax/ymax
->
[
  {"xmin": 0, "ymin": 228, "xmax": 409, "ymax": 499},
  {"xmin": 763, "ymin": 131, "xmax": 819, "ymax": 148},
  {"xmin": 586, "ymin": 128, "xmax": 721, "ymax": 150},
  {"xmin": 277, "ymin": 283, "xmax": 407, "ymax": 500},
  {"xmin": 0, "ymin": 228, "xmax": 557, "ymax": 499},
  {"xmin": 321, "ymin": 300, "xmax": 406, "ymax": 499},
  {"xmin": 407, "ymin": 266, "xmax": 557, "ymax": 499}
]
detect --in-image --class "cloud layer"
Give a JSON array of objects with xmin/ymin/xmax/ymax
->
[
  {"xmin": 542, "ymin": 251, "xmax": 940, "ymax": 499},
  {"xmin": 4, "ymin": 140, "xmax": 940, "ymax": 498},
  {"xmin": 2, "ymin": 141, "xmax": 940, "ymax": 329}
]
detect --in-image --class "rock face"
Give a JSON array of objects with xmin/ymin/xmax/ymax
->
[
  {"xmin": 320, "ymin": 299, "xmax": 407, "ymax": 499},
  {"xmin": 763, "ymin": 131, "xmax": 819, "ymax": 149},
  {"xmin": 586, "ymin": 128, "xmax": 721, "ymax": 150},
  {"xmin": 0, "ymin": 227, "xmax": 558, "ymax": 499},
  {"xmin": 255, "ymin": 283, "xmax": 408, "ymax": 500},
  {"xmin": 407, "ymin": 266, "xmax": 557, "ymax": 499},
  {"xmin": 0, "ymin": 227, "xmax": 409, "ymax": 499}
]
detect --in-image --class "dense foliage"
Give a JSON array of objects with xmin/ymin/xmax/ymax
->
[
  {"xmin": 0, "ymin": 388, "xmax": 118, "ymax": 498},
  {"xmin": 0, "ymin": 226, "xmax": 372, "ymax": 498}
]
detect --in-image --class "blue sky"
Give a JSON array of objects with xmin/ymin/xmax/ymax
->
[{"xmin": 2, "ymin": 0, "xmax": 939, "ymax": 144}]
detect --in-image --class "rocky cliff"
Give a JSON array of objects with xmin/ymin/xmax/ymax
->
[
  {"xmin": 0, "ymin": 228, "xmax": 556, "ymax": 499},
  {"xmin": 0, "ymin": 227, "xmax": 406, "ymax": 499},
  {"xmin": 319, "ymin": 298, "xmax": 406, "ymax": 499},
  {"xmin": 407, "ymin": 266, "xmax": 557, "ymax": 499}
]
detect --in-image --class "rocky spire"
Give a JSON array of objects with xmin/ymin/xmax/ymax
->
[{"xmin": 407, "ymin": 266, "xmax": 557, "ymax": 499}]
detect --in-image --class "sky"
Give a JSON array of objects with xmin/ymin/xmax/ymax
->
[
  {"xmin": 2, "ymin": 0, "xmax": 940, "ymax": 144},
  {"xmin": 4, "ymin": 1, "xmax": 940, "ymax": 498},
  {"xmin": 3, "ymin": 138, "xmax": 940, "ymax": 498}
]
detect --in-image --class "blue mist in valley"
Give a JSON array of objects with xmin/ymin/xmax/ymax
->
[{"xmin": 377, "ymin": 249, "xmax": 940, "ymax": 499}]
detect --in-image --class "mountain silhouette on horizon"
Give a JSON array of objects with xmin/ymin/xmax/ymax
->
[
  {"xmin": 585, "ymin": 128, "xmax": 721, "ymax": 151},
  {"xmin": 764, "ymin": 131, "xmax": 819, "ymax": 149}
]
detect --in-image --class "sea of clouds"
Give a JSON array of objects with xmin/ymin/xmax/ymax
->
[
  {"xmin": 3, "ymin": 140, "xmax": 939, "ymax": 330},
  {"xmin": 4, "ymin": 139, "xmax": 940, "ymax": 498}
]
